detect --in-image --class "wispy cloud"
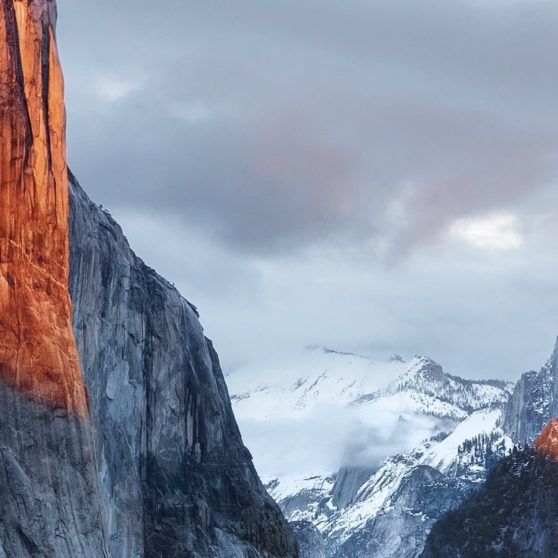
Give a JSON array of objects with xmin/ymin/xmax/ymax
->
[
  {"xmin": 56, "ymin": 0, "xmax": 558, "ymax": 381},
  {"xmin": 450, "ymin": 213, "xmax": 523, "ymax": 251},
  {"xmin": 94, "ymin": 73, "xmax": 141, "ymax": 104}
]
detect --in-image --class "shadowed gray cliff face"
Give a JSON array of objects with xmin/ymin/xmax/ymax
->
[
  {"xmin": 0, "ymin": 392, "xmax": 109, "ymax": 558},
  {"xmin": 504, "ymin": 339, "xmax": 558, "ymax": 444},
  {"xmin": 68, "ymin": 174, "xmax": 298, "ymax": 558}
]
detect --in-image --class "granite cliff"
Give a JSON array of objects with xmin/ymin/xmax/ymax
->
[
  {"xmin": 69, "ymin": 174, "xmax": 298, "ymax": 557},
  {"xmin": 503, "ymin": 339, "xmax": 558, "ymax": 444},
  {"xmin": 0, "ymin": 1, "xmax": 298, "ymax": 556},
  {"xmin": 0, "ymin": 1, "xmax": 107, "ymax": 555}
]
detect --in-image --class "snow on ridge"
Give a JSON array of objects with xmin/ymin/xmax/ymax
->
[
  {"xmin": 420, "ymin": 408, "xmax": 511, "ymax": 473},
  {"xmin": 269, "ymin": 407, "xmax": 513, "ymax": 548},
  {"xmin": 368, "ymin": 355, "xmax": 512, "ymax": 414},
  {"xmin": 237, "ymin": 348, "xmax": 516, "ymax": 556},
  {"xmin": 228, "ymin": 347, "xmax": 513, "ymax": 483},
  {"xmin": 229, "ymin": 349, "xmax": 510, "ymax": 420},
  {"xmin": 227, "ymin": 347, "xmax": 409, "ymax": 420}
]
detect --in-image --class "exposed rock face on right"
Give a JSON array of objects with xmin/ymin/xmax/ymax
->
[
  {"xmin": 534, "ymin": 418, "xmax": 558, "ymax": 460},
  {"xmin": 290, "ymin": 522, "xmax": 326, "ymax": 558},
  {"xmin": 69, "ymin": 176, "xmax": 298, "ymax": 558},
  {"xmin": 503, "ymin": 339, "xmax": 558, "ymax": 443},
  {"xmin": 421, "ymin": 421, "xmax": 558, "ymax": 558}
]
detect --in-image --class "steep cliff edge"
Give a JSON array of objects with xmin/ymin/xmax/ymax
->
[
  {"xmin": 68, "ymin": 176, "xmax": 298, "ymax": 558},
  {"xmin": 0, "ymin": 1, "xmax": 107, "ymax": 556},
  {"xmin": 0, "ymin": 0, "xmax": 298, "ymax": 556},
  {"xmin": 503, "ymin": 339, "xmax": 558, "ymax": 444},
  {"xmin": 0, "ymin": 0, "xmax": 87, "ymax": 414}
]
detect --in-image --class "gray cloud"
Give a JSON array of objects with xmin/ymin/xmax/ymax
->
[
  {"xmin": 58, "ymin": 0, "xmax": 558, "ymax": 255},
  {"xmin": 55, "ymin": 0, "xmax": 558, "ymax": 382}
]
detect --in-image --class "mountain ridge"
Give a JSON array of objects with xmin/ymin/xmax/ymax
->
[{"xmin": 230, "ymin": 348, "xmax": 513, "ymax": 557}]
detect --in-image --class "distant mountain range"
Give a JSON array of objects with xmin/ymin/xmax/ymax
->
[{"xmin": 228, "ymin": 348, "xmax": 522, "ymax": 557}]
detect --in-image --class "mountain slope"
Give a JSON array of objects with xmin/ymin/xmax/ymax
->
[
  {"xmin": 269, "ymin": 408, "xmax": 511, "ymax": 558},
  {"xmin": 230, "ymin": 350, "xmax": 513, "ymax": 558}
]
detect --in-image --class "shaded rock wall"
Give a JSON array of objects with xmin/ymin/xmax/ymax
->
[
  {"xmin": 69, "ymin": 176, "xmax": 299, "ymax": 558},
  {"xmin": 504, "ymin": 340, "xmax": 557, "ymax": 443}
]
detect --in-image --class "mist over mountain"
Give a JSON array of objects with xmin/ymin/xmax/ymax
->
[
  {"xmin": 57, "ymin": 0, "xmax": 558, "ymax": 383},
  {"xmin": 229, "ymin": 347, "xmax": 517, "ymax": 557},
  {"xmin": 2, "ymin": 1, "xmax": 558, "ymax": 557}
]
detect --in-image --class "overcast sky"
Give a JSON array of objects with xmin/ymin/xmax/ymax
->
[{"xmin": 56, "ymin": 0, "xmax": 558, "ymax": 381}]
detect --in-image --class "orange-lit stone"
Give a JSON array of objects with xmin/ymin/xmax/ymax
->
[
  {"xmin": 534, "ymin": 419, "xmax": 558, "ymax": 461},
  {"xmin": 0, "ymin": 0, "xmax": 88, "ymax": 416}
]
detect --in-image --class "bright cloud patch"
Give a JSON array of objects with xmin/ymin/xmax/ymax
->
[
  {"xmin": 95, "ymin": 74, "xmax": 140, "ymax": 103},
  {"xmin": 450, "ymin": 213, "xmax": 523, "ymax": 250}
]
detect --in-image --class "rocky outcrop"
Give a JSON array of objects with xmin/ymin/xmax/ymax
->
[
  {"xmin": 503, "ymin": 340, "xmax": 557, "ymax": 443},
  {"xmin": 290, "ymin": 522, "xmax": 326, "ymax": 558},
  {"xmin": 69, "ymin": 175, "xmax": 298, "ymax": 558},
  {"xmin": 533, "ymin": 418, "xmax": 558, "ymax": 461},
  {"xmin": 0, "ymin": 1, "xmax": 107, "ymax": 556},
  {"xmin": 331, "ymin": 467, "xmax": 376, "ymax": 510}
]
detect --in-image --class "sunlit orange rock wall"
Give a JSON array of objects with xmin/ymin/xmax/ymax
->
[
  {"xmin": 534, "ymin": 418, "xmax": 558, "ymax": 462},
  {"xmin": 0, "ymin": 0, "xmax": 87, "ymax": 415}
]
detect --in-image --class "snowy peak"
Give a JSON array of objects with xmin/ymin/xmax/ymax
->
[
  {"xmin": 229, "ymin": 348, "xmax": 513, "ymax": 482},
  {"xmin": 228, "ymin": 347, "xmax": 409, "ymax": 419},
  {"xmin": 378, "ymin": 356, "xmax": 512, "ymax": 414},
  {"xmin": 535, "ymin": 419, "xmax": 558, "ymax": 461},
  {"xmin": 230, "ymin": 347, "xmax": 517, "ymax": 558}
]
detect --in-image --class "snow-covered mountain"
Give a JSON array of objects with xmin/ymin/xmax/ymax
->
[
  {"xmin": 228, "ymin": 348, "xmax": 514, "ymax": 557},
  {"xmin": 267, "ymin": 409, "xmax": 512, "ymax": 558},
  {"xmin": 229, "ymin": 349, "xmax": 509, "ymax": 422}
]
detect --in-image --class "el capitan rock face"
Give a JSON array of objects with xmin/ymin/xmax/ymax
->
[
  {"xmin": 0, "ymin": 1, "xmax": 108, "ymax": 556},
  {"xmin": 0, "ymin": 1, "xmax": 298, "ymax": 556},
  {"xmin": 0, "ymin": 0, "xmax": 87, "ymax": 414}
]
